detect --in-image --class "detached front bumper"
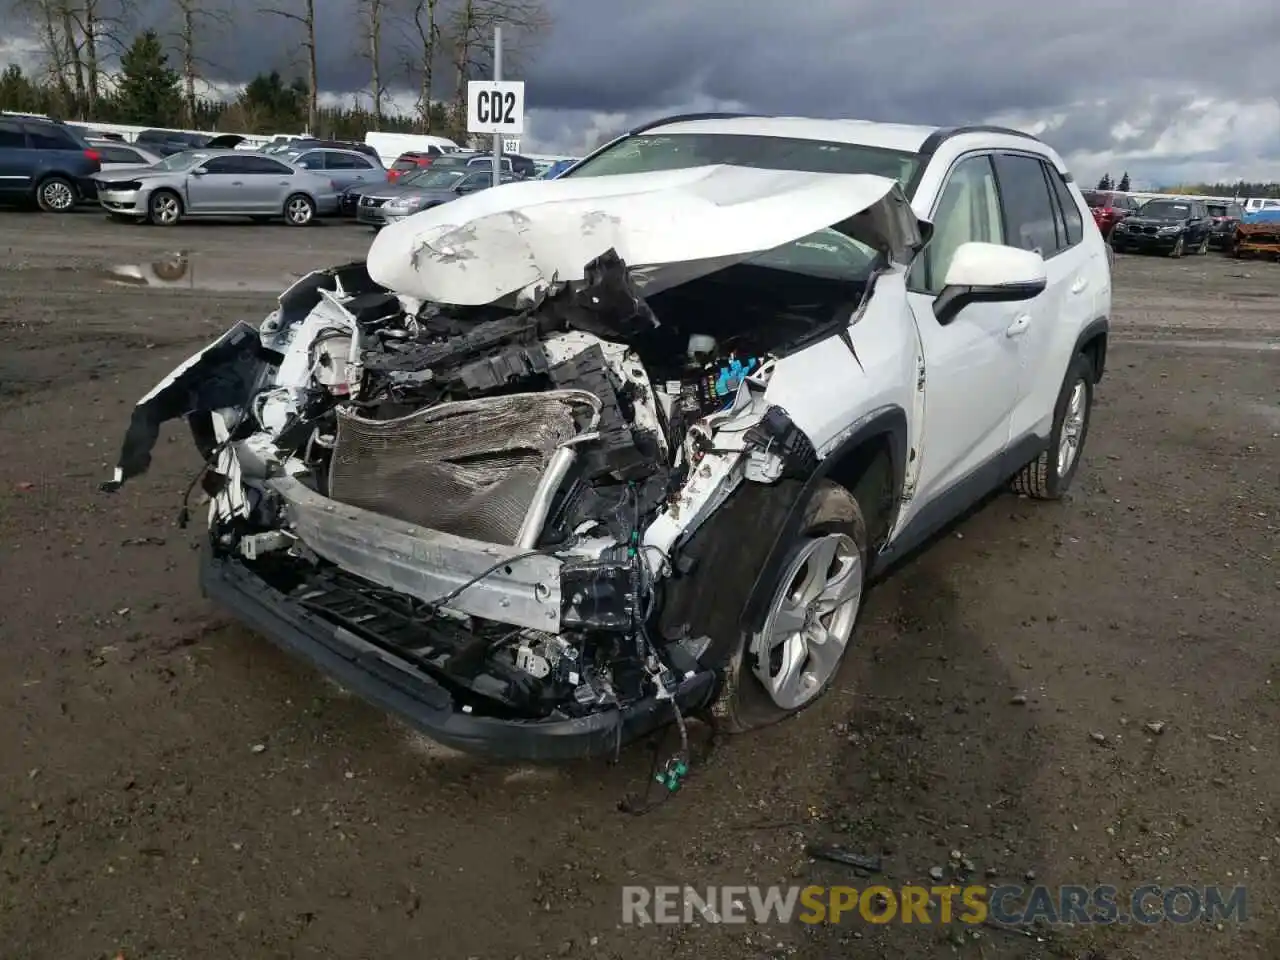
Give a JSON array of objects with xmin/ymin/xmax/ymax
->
[{"xmin": 201, "ymin": 544, "xmax": 717, "ymax": 761}]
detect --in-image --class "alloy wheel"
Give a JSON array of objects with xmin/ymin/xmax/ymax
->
[
  {"xmin": 41, "ymin": 180, "xmax": 75, "ymax": 211},
  {"xmin": 752, "ymin": 532, "xmax": 862, "ymax": 711},
  {"xmin": 1058, "ymin": 379, "xmax": 1088, "ymax": 476}
]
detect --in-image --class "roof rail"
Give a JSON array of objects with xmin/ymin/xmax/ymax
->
[
  {"xmin": 918, "ymin": 124, "xmax": 1044, "ymax": 156},
  {"xmin": 624, "ymin": 111, "xmax": 766, "ymax": 137}
]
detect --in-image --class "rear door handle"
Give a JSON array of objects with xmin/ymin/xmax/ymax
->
[
  {"xmin": 230, "ymin": 180, "xmax": 243, "ymax": 186},
  {"xmin": 1071, "ymin": 277, "xmax": 1089, "ymax": 294},
  {"xmin": 1006, "ymin": 314, "xmax": 1032, "ymax": 338}
]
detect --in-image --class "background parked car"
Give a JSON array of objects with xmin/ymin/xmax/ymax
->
[
  {"xmin": 1081, "ymin": 190, "xmax": 1141, "ymax": 238},
  {"xmin": 134, "ymin": 129, "xmax": 211, "ymax": 156},
  {"xmin": 87, "ymin": 138, "xmax": 165, "ymax": 172},
  {"xmin": 284, "ymin": 147, "xmax": 384, "ymax": 192},
  {"xmin": 1110, "ymin": 197, "xmax": 1214, "ymax": 256},
  {"xmin": 1205, "ymin": 200, "xmax": 1246, "ymax": 249},
  {"xmin": 272, "ymin": 138, "xmax": 380, "ymax": 162},
  {"xmin": 0, "ymin": 113, "xmax": 101, "ymax": 211},
  {"xmin": 539, "ymin": 158, "xmax": 577, "ymax": 179},
  {"xmin": 356, "ymin": 168, "xmax": 518, "ymax": 227},
  {"xmin": 93, "ymin": 149, "xmax": 339, "ymax": 226},
  {"xmin": 386, "ymin": 150, "xmax": 440, "ymax": 182}
]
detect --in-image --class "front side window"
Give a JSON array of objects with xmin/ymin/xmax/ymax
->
[
  {"xmin": 567, "ymin": 132, "xmax": 921, "ymax": 189},
  {"xmin": 992, "ymin": 153, "xmax": 1059, "ymax": 255},
  {"xmin": 294, "ymin": 151, "xmax": 324, "ymax": 170},
  {"xmin": 200, "ymin": 156, "xmax": 245, "ymax": 174},
  {"xmin": 909, "ymin": 155, "xmax": 1005, "ymax": 297},
  {"xmin": 244, "ymin": 156, "xmax": 294, "ymax": 174}
]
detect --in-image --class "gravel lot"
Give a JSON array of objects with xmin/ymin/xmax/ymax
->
[{"xmin": 1, "ymin": 212, "xmax": 1277, "ymax": 960}]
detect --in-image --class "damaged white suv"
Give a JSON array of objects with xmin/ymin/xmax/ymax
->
[{"xmin": 105, "ymin": 115, "xmax": 1111, "ymax": 760}]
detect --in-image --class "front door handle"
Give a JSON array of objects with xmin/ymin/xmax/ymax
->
[
  {"xmin": 230, "ymin": 180, "xmax": 243, "ymax": 186},
  {"xmin": 1071, "ymin": 276, "xmax": 1089, "ymax": 294},
  {"xmin": 1006, "ymin": 314, "xmax": 1032, "ymax": 338}
]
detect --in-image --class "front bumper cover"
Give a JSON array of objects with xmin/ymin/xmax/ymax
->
[{"xmin": 201, "ymin": 544, "xmax": 718, "ymax": 761}]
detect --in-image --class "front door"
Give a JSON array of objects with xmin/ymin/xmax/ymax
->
[
  {"xmin": 184, "ymin": 155, "xmax": 244, "ymax": 213},
  {"xmin": 899, "ymin": 153, "xmax": 1023, "ymax": 529}
]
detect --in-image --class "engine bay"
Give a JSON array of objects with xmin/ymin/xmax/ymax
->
[{"xmin": 113, "ymin": 249, "xmax": 847, "ymax": 723}]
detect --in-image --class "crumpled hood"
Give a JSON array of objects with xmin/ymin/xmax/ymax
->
[{"xmin": 365, "ymin": 164, "xmax": 924, "ymax": 305}]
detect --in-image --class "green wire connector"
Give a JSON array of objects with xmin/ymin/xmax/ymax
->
[{"xmin": 655, "ymin": 758, "xmax": 689, "ymax": 792}]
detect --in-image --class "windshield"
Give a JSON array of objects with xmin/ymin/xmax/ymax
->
[
  {"xmin": 1140, "ymin": 200, "xmax": 1191, "ymax": 219},
  {"xmin": 743, "ymin": 227, "xmax": 877, "ymax": 281},
  {"xmin": 567, "ymin": 133, "xmax": 921, "ymax": 190},
  {"xmin": 151, "ymin": 151, "xmax": 207, "ymax": 172},
  {"xmin": 1081, "ymin": 191, "xmax": 1113, "ymax": 208},
  {"xmin": 1205, "ymin": 204, "xmax": 1230, "ymax": 217},
  {"xmin": 403, "ymin": 167, "xmax": 469, "ymax": 188}
]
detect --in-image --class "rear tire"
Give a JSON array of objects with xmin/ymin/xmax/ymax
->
[
  {"xmin": 36, "ymin": 176, "xmax": 77, "ymax": 213},
  {"xmin": 283, "ymin": 193, "xmax": 315, "ymax": 226},
  {"xmin": 1011, "ymin": 352, "xmax": 1094, "ymax": 501}
]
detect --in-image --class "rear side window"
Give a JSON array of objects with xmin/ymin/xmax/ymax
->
[
  {"xmin": 328, "ymin": 152, "xmax": 372, "ymax": 170},
  {"xmin": 0, "ymin": 121, "xmax": 25, "ymax": 148},
  {"xmin": 27, "ymin": 125, "xmax": 78, "ymax": 150},
  {"xmin": 992, "ymin": 153, "xmax": 1059, "ymax": 256},
  {"xmin": 101, "ymin": 145, "xmax": 145, "ymax": 164},
  {"xmin": 1047, "ymin": 168, "xmax": 1084, "ymax": 249}
]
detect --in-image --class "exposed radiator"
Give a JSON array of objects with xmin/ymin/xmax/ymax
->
[{"xmin": 328, "ymin": 392, "xmax": 592, "ymax": 544}]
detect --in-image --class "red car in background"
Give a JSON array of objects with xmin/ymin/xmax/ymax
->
[
  {"xmin": 1081, "ymin": 190, "xmax": 1142, "ymax": 239},
  {"xmin": 386, "ymin": 147, "xmax": 457, "ymax": 182}
]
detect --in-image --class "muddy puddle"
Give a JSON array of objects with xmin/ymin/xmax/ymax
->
[{"xmin": 97, "ymin": 253, "xmax": 303, "ymax": 293}]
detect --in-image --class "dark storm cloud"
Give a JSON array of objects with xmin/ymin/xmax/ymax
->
[{"xmin": 10, "ymin": 0, "xmax": 1279, "ymax": 166}]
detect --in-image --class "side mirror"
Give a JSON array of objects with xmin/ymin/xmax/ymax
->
[
  {"xmin": 933, "ymin": 242, "xmax": 1047, "ymax": 325},
  {"xmin": 191, "ymin": 167, "xmax": 207, "ymax": 176}
]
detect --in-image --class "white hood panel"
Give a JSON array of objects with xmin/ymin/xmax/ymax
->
[{"xmin": 365, "ymin": 165, "xmax": 920, "ymax": 305}]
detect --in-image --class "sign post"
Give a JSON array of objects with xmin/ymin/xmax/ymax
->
[{"xmin": 465, "ymin": 27, "xmax": 525, "ymax": 187}]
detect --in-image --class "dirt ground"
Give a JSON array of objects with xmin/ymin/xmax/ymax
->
[{"xmin": 0, "ymin": 212, "xmax": 1277, "ymax": 960}]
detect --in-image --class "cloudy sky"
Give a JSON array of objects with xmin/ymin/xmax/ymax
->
[{"xmin": 5, "ymin": 0, "xmax": 1279, "ymax": 186}]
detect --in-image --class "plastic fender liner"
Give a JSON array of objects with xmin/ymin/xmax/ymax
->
[
  {"xmin": 101, "ymin": 322, "xmax": 270, "ymax": 491},
  {"xmin": 738, "ymin": 405, "xmax": 908, "ymax": 632}
]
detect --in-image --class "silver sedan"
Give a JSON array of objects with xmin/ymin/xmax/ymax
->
[{"xmin": 93, "ymin": 149, "xmax": 340, "ymax": 226}]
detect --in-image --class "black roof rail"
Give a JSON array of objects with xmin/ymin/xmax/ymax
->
[
  {"xmin": 918, "ymin": 124, "xmax": 1044, "ymax": 157},
  {"xmin": 624, "ymin": 111, "xmax": 766, "ymax": 137}
]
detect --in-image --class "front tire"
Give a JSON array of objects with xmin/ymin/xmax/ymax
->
[
  {"xmin": 716, "ymin": 481, "xmax": 868, "ymax": 732},
  {"xmin": 36, "ymin": 176, "xmax": 77, "ymax": 212},
  {"xmin": 1197, "ymin": 234, "xmax": 1210, "ymax": 255},
  {"xmin": 1168, "ymin": 234, "xmax": 1185, "ymax": 258},
  {"xmin": 1012, "ymin": 352, "xmax": 1094, "ymax": 501},
  {"xmin": 148, "ymin": 190, "xmax": 183, "ymax": 226}
]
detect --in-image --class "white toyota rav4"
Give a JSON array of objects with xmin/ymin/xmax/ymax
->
[{"xmin": 105, "ymin": 114, "xmax": 1111, "ymax": 761}]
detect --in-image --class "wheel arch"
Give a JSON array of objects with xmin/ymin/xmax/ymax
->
[
  {"xmin": 738, "ymin": 406, "xmax": 908, "ymax": 633},
  {"xmin": 1075, "ymin": 317, "xmax": 1109, "ymax": 383},
  {"xmin": 34, "ymin": 170, "xmax": 80, "ymax": 197}
]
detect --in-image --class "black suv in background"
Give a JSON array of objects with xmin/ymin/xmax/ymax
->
[
  {"xmin": 0, "ymin": 114, "xmax": 102, "ymax": 211},
  {"xmin": 1110, "ymin": 197, "xmax": 1214, "ymax": 257},
  {"xmin": 1205, "ymin": 200, "xmax": 1246, "ymax": 249}
]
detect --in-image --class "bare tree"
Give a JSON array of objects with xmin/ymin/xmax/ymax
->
[
  {"xmin": 69, "ymin": 0, "xmax": 136, "ymax": 115},
  {"xmin": 163, "ymin": 0, "xmax": 234, "ymax": 127},
  {"xmin": 447, "ymin": 0, "xmax": 548, "ymax": 128},
  {"xmin": 356, "ymin": 0, "xmax": 386, "ymax": 126},
  {"xmin": 260, "ymin": 0, "xmax": 318, "ymax": 133},
  {"xmin": 395, "ymin": 0, "xmax": 444, "ymax": 132}
]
